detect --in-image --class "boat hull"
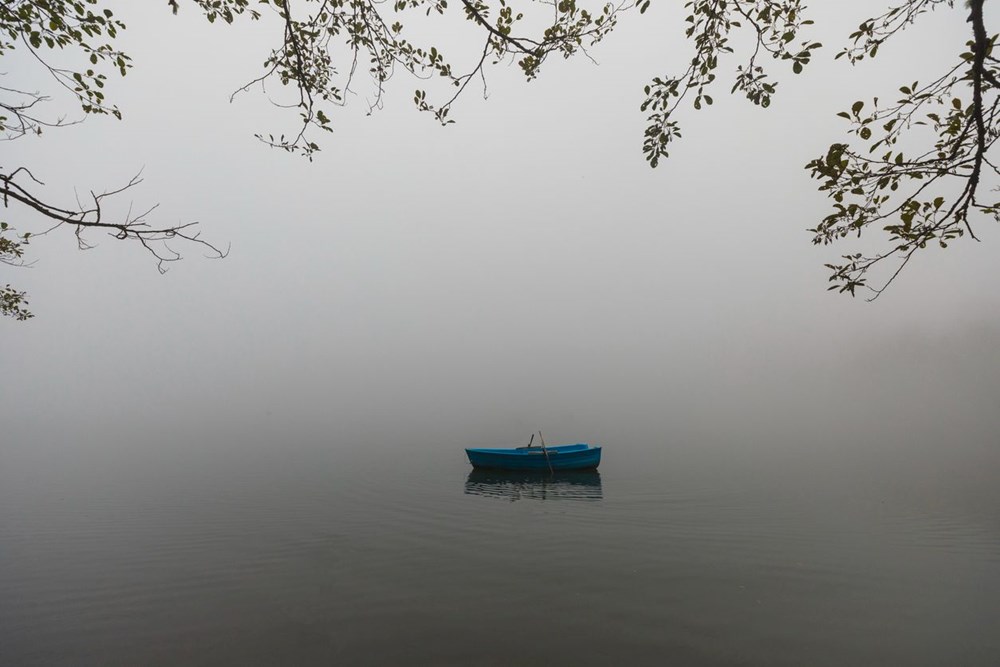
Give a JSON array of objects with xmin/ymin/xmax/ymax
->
[{"xmin": 465, "ymin": 444, "xmax": 601, "ymax": 471}]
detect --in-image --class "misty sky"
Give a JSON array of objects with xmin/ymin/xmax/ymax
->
[{"xmin": 2, "ymin": 1, "xmax": 999, "ymax": 468}]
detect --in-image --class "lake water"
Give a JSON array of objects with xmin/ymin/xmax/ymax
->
[{"xmin": 2, "ymin": 436, "xmax": 998, "ymax": 666}]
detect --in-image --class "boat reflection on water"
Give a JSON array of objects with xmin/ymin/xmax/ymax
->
[{"xmin": 464, "ymin": 469, "xmax": 603, "ymax": 502}]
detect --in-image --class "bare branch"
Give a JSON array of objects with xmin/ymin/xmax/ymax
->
[{"xmin": 0, "ymin": 167, "xmax": 228, "ymax": 272}]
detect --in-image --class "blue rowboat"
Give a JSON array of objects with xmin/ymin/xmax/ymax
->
[{"xmin": 465, "ymin": 443, "xmax": 601, "ymax": 471}]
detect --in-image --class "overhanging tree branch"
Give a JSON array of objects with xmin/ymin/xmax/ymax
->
[
  {"xmin": 807, "ymin": 0, "xmax": 1000, "ymax": 299},
  {"xmin": 1, "ymin": 167, "xmax": 228, "ymax": 274},
  {"xmin": 4, "ymin": 0, "xmax": 999, "ymax": 321}
]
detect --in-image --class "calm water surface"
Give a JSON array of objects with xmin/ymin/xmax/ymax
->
[{"xmin": 2, "ymin": 437, "xmax": 998, "ymax": 666}]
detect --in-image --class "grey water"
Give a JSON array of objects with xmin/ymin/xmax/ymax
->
[{"xmin": 1, "ymin": 433, "xmax": 998, "ymax": 667}]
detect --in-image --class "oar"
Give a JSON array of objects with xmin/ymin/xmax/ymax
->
[{"xmin": 538, "ymin": 430, "xmax": 554, "ymax": 475}]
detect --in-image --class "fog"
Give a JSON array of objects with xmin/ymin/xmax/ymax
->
[{"xmin": 2, "ymin": 1, "xmax": 999, "ymax": 474}]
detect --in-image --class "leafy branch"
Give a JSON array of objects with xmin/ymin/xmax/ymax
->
[
  {"xmin": 640, "ymin": 0, "xmax": 821, "ymax": 167},
  {"xmin": 1, "ymin": 1, "xmax": 225, "ymax": 319},
  {"xmin": 0, "ymin": 221, "xmax": 32, "ymax": 320},
  {"xmin": 807, "ymin": 0, "xmax": 999, "ymax": 298}
]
